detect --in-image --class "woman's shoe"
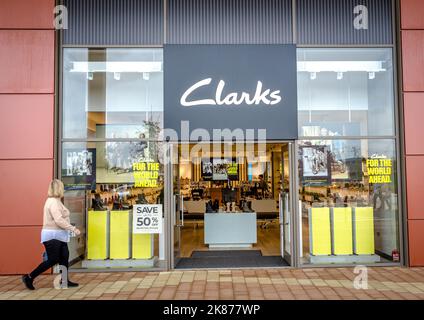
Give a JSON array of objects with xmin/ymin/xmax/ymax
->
[
  {"xmin": 22, "ymin": 274, "xmax": 35, "ymax": 290},
  {"xmin": 67, "ymin": 280, "xmax": 79, "ymax": 288}
]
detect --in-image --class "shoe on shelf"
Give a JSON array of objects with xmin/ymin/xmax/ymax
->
[{"xmin": 22, "ymin": 274, "xmax": 35, "ymax": 290}]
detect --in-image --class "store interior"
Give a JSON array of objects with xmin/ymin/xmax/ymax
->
[{"xmin": 172, "ymin": 143, "xmax": 290, "ymax": 269}]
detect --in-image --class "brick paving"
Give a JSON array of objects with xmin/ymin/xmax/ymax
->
[{"xmin": 1, "ymin": 267, "xmax": 424, "ymax": 300}]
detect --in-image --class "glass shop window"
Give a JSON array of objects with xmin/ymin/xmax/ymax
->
[
  {"xmin": 297, "ymin": 48, "xmax": 395, "ymax": 137},
  {"xmin": 298, "ymin": 139, "xmax": 400, "ymax": 265},
  {"xmin": 62, "ymin": 48, "xmax": 164, "ymax": 139},
  {"xmin": 61, "ymin": 141, "xmax": 166, "ymax": 269}
]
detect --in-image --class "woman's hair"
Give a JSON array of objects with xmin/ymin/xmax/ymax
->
[{"xmin": 47, "ymin": 179, "xmax": 65, "ymax": 198}]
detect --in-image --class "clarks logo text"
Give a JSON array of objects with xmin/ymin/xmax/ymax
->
[{"xmin": 180, "ymin": 78, "xmax": 282, "ymax": 107}]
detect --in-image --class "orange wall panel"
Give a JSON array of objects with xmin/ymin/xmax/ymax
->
[
  {"xmin": 0, "ymin": 160, "xmax": 53, "ymax": 226},
  {"xmin": 408, "ymin": 220, "xmax": 424, "ymax": 267},
  {"xmin": 403, "ymin": 93, "xmax": 424, "ymax": 155},
  {"xmin": 0, "ymin": 30, "xmax": 55, "ymax": 94},
  {"xmin": 0, "ymin": 0, "xmax": 55, "ymax": 30},
  {"xmin": 402, "ymin": 31, "xmax": 424, "ymax": 92},
  {"xmin": 401, "ymin": 0, "xmax": 424, "ymax": 30},
  {"xmin": 0, "ymin": 94, "xmax": 54, "ymax": 159},
  {"xmin": 406, "ymin": 156, "xmax": 424, "ymax": 220},
  {"xmin": 0, "ymin": 226, "xmax": 44, "ymax": 275}
]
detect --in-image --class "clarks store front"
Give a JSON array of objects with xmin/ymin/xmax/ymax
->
[{"xmin": 59, "ymin": 0, "xmax": 404, "ymax": 272}]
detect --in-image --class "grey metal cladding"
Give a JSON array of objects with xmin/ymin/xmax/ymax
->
[
  {"xmin": 63, "ymin": 0, "xmax": 163, "ymax": 45},
  {"xmin": 167, "ymin": 0, "xmax": 293, "ymax": 44},
  {"xmin": 296, "ymin": 0, "xmax": 393, "ymax": 45}
]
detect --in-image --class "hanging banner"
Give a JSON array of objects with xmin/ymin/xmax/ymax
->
[{"xmin": 133, "ymin": 204, "xmax": 163, "ymax": 234}]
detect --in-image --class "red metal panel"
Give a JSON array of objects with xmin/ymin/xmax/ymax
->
[
  {"xmin": 401, "ymin": 0, "xmax": 424, "ymax": 30},
  {"xmin": 406, "ymin": 156, "xmax": 424, "ymax": 220},
  {"xmin": 0, "ymin": 0, "xmax": 55, "ymax": 30},
  {"xmin": 408, "ymin": 220, "xmax": 424, "ymax": 267},
  {"xmin": 0, "ymin": 94, "xmax": 54, "ymax": 159},
  {"xmin": 0, "ymin": 226, "xmax": 46, "ymax": 275},
  {"xmin": 403, "ymin": 93, "xmax": 424, "ymax": 155},
  {"xmin": 402, "ymin": 31, "xmax": 424, "ymax": 92},
  {"xmin": 0, "ymin": 160, "xmax": 53, "ymax": 226},
  {"xmin": 0, "ymin": 30, "xmax": 55, "ymax": 94}
]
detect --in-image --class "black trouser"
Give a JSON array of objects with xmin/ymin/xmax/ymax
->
[{"xmin": 29, "ymin": 239, "xmax": 69, "ymax": 279}]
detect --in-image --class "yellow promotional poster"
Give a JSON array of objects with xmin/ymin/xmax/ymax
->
[
  {"xmin": 366, "ymin": 156, "xmax": 392, "ymax": 184},
  {"xmin": 132, "ymin": 162, "xmax": 160, "ymax": 187},
  {"xmin": 227, "ymin": 163, "xmax": 238, "ymax": 176}
]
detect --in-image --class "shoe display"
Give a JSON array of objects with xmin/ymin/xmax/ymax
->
[
  {"xmin": 225, "ymin": 202, "xmax": 231, "ymax": 212},
  {"xmin": 136, "ymin": 193, "xmax": 148, "ymax": 204},
  {"xmin": 22, "ymin": 274, "xmax": 35, "ymax": 290},
  {"xmin": 206, "ymin": 200, "xmax": 216, "ymax": 213},
  {"xmin": 212, "ymin": 199, "xmax": 220, "ymax": 211},
  {"xmin": 247, "ymin": 201, "xmax": 254, "ymax": 212},
  {"xmin": 241, "ymin": 200, "xmax": 253, "ymax": 212}
]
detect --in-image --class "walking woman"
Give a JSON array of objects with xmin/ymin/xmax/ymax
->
[{"xmin": 22, "ymin": 179, "xmax": 81, "ymax": 290}]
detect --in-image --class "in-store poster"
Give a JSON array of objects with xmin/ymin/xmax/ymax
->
[
  {"xmin": 300, "ymin": 145, "xmax": 331, "ymax": 185},
  {"xmin": 62, "ymin": 148, "xmax": 96, "ymax": 190},
  {"xmin": 213, "ymin": 158, "xmax": 230, "ymax": 181},
  {"xmin": 367, "ymin": 155, "xmax": 393, "ymax": 184},
  {"xmin": 227, "ymin": 162, "xmax": 239, "ymax": 181},
  {"xmin": 328, "ymin": 140, "xmax": 349, "ymax": 180},
  {"xmin": 201, "ymin": 159, "xmax": 213, "ymax": 181},
  {"xmin": 132, "ymin": 162, "xmax": 160, "ymax": 187},
  {"xmin": 133, "ymin": 204, "xmax": 163, "ymax": 234}
]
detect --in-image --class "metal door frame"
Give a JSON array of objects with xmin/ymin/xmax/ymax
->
[{"xmin": 279, "ymin": 142, "xmax": 298, "ymax": 267}]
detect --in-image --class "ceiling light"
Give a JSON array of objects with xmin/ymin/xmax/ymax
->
[
  {"xmin": 70, "ymin": 61, "xmax": 162, "ymax": 73},
  {"xmin": 368, "ymin": 72, "xmax": 375, "ymax": 80},
  {"xmin": 310, "ymin": 72, "xmax": 317, "ymax": 80},
  {"xmin": 297, "ymin": 61, "xmax": 386, "ymax": 73},
  {"xmin": 87, "ymin": 72, "xmax": 93, "ymax": 80},
  {"xmin": 337, "ymin": 72, "xmax": 343, "ymax": 80},
  {"xmin": 114, "ymin": 72, "xmax": 121, "ymax": 80},
  {"xmin": 142, "ymin": 72, "xmax": 150, "ymax": 80}
]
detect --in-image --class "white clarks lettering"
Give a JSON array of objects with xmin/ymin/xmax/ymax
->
[{"xmin": 180, "ymin": 78, "xmax": 282, "ymax": 107}]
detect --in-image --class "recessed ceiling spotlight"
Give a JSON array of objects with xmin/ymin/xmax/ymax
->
[
  {"xmin": 337, "ymin": 72, "xmax": 344, "ymax": 80},
  {"xmin": 87, "ymin": 72, "xmax": 93, "ymax": 80},
  {"xmin": 143, "ymin": 72, "xmax": 150, "ymax": 80},
  {"xmin": 114, "ymin": 72, "xmax": 121, "ymax": 80},
  {"xmin": 368, "ymin": 72, "xmax": 376, "ymax": 80},
  {"xmin": 310, "ymin": 72, "xmax": 317, "ymax": 80}
]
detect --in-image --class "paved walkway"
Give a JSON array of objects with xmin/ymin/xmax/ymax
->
[{"xmin": 1, "ymin": 267, "xmax": 424, "ymax": 300}]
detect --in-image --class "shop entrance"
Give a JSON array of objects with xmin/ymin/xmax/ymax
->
[{"xmin": 169, "ymin": 142, "xmax": 295, "ymax": 269}]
